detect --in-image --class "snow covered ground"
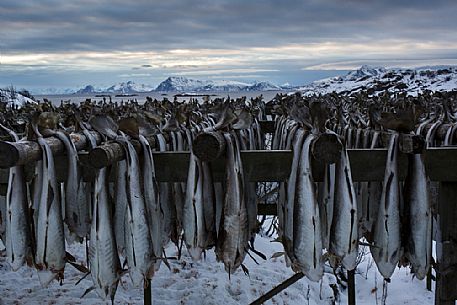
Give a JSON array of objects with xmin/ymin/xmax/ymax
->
[{"xmin": 0, "ymin": 219, "xmax": 434, "ymax": 305}]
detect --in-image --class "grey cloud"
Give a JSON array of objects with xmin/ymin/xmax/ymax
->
[{"xmin": 2, "ymin": 0, "xmax": 457, "ymax": 53}]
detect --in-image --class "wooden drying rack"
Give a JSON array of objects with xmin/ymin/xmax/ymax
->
[{"xmin": 0, "ymin": 121, "xmax": 456, "ymax": 305}]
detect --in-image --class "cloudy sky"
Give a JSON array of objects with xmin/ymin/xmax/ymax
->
[{"xmin": 1, "ymin": 0, "xmax": 457, "ymax": 92}]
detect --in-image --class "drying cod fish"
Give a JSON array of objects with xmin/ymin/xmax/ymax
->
[
  {"xmin": 318, "ymin": 163, "xmax": 335, "ymax": 251},
  {"xmin": 139, "ymin": 134, "xmax": 163, "ymax": 270},
  {"xmin": 34, "ymin": 129, "xmax": 66, "ymax": 286},
  {"xmin": 2, "ymin": 125, "xmax": 33, "ymax": 270},
  {"xmin": 88, "ymin": 167, "xmax": 122, "ymax": 302},
  {"xmin": 114, "ymin": 159, "xmax": 128, "ymax": 255},
  {"xmin": 371, "ymin": 133, "xmax": 401, "ymax": 279},
  {"xmin": 403, "ymin": 153, "xmax": 431, "ymax": 280},
  {"xmin": 0, "ymin": 193, "xmax": 5, "ymax": 243},
  {"xmin": 292, "ymin": 134, "xmax": 323, "ymax": 282},
  {"xmin": 118, "ymin": 135, "xmax": 155, "ymax": 287},
  {"xmin": 156, "ymin": 134, "xmax": 174, "ymax": 248},
  {"xmin": 169, "ymin": 131, "xmax": 185, "ymax": 244},
  {"xmin": 54, "ymin": 131, "xmax": 91, "ymax": 241},
  {"xmin": 364, "ymin": 131, "xmax": 382, "ymax": 242},
  {"xmin": 216, "ymin": 133, "xmax": 249, "ymax": 274},
  {"xmin": 329, "ymin": 142, "xmax": 358, "ymax": 271},
  {"xmin": 283, "ymin": 128, "xmax": 306, "ymax": 258},
  {"xmin": 183, "ymin": 150, "xmax": 206, "ymax": 260},
  {"xmin": 201, "ymin": 161, "xmax": 217, "ymax": 248}
]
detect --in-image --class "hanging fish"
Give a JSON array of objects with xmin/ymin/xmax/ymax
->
[
  {"xmin": 216, "ymin": 133, "xmax": 249, "ymax": 274},
  {"xmin": 364, "ymin": 131, "xmax": 382, "ymax": 242},
  {"xmin": 2, "ymin": 126, "xmax": 33, "ymax": 270},
  {"xmin": 54, "ymin": 131, "xmax": 91, "ymax": 242},
  {"xmin": 34, "ymin": 133, "xmax": 66, "ymax": 286},
  {"xmin": 402, "ymin": 153, "xmax": 431, "ymax": 280},
  {"xmin": 88, "ymin": 167, "xmax": 122, "ymax": 301},
  {"xmin": 318, "ymin": 163, "xmax": 335, "ymax": 251},
  {"xmin": 201, "ymin": 161, "xmax": 217, "ymax": 248},
  {"xmin": 329, "ymin": 142, "xmax": 358, "ymax": 271},
  {"xmin": 183, "ymin": 150, "xmax": 206, "ymax": 260},
  {"xmin": 114, "ymin": 159, "xmax": 128, "ymax": 255},
  {"xmin": 139, "ymin": 134, "xmax": 163, "ymax": 270},
  {"xmin": 0, "ymin": 192, "xmax": 5, "ymax": 244},
  {"xmin": 283, "ymin": 128, "xmax": 306, "ymax": 258},
  {"xmin": 292, "ymin": 134, "xmax": 323, "ymax": 282},
  {"xmin": 370, "ymin": 133, "xmax": 401, "ymax": 279},
  {"xmin": 117, "ymin": 136, "xmax": 155, "ymax": 287},
  {"xmin": 156, "ymin": 134, "xmax": 174, "ymax": 248}
]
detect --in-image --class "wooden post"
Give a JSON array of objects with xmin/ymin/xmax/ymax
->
[
  {"xmin": 311, "ymin": 133, "xmax": 342, "ymax": 164},
  {"xmin": 0, "ymin": 131, "xmax": 101, "ymax": 168},
  {"xmin": 192, "ymin": 131, "xmax": 226, "ymax": 162},
  {"xmin": 144, "ymin": 279, "xmax": 152, "ymax": 305},
  {"xmin": 347, "ymin": 269, "xmax": 356, "ymax": 305},
  {"xmin": 435, "ymin": 182, "xmax": 457, "ymax": 305},
  {"xmin": 88, "ymin": 135, "xmax": 161, "ymax": 168}
]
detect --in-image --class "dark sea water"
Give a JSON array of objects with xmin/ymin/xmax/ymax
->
[{"xmin": 35, "ymin": 91, "xmax": 285, "ymax": 105}]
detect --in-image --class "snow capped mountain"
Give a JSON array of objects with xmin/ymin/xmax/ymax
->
[
  {"xmin": 155, "ymin": 76, "xmax": 283, "ymax": 92},
  {"xmin": 75, "ymin": 85, "xmax": 100, "ymax": 94},
  {"xmin": 155, "ymin": 76, "xmax": 207, "ymax": 92},
  {"xmin": 32, "ymin": 87, "xmax": 78, "ymax": 95},
  {"xmin": 106, "ymin": 81, "xmax": 153, "ymax": 93},
  {"xmin": 298, "ymin": 65, "xmax": 457, "ymax": 96}
]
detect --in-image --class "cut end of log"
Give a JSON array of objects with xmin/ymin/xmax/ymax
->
[
  {"xmin": 0, "ymin": 141, "xmax": 20, "ymax": 168},
  {"xmin": 399, "ymin": 134, "xmax": 425, "ymax": 154},
  {"xmin": 192, "ymin": 131, "xmax": 226, "ymax": 162},
  {"xmin": 88, "ymin": 144, "xmax": 120, "ymax": 168},
  {"xmin": 311, "ymin": 133, "xmax": 342, "ymax": 164}
]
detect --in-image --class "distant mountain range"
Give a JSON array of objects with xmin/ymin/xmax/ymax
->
[
  {"xmin": 35, "ymin": 78, "xmax": 286, "ymax": 95},
  {"xmin": 298, "ymin": 65, "xmax": 457, "ymax": 96},
  {"xmin": 26, "ymin": 66, "xmax": 457, "ymax": 96}
]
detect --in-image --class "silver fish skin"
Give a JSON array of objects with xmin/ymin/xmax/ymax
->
[
  {"xmin": 364, "ymin": 131, "xmax": 382, "ymax": 241},
  {"xmin": 170, "ymin": 131, "xmax": 185, "ymax": 243},
  {"xmin": 292, "ymin": 134, "xmax": 323, "ymax": 282},
  {"xmin": 156, "ymin": 134, "xmax": 173, "ymax": 248},
  {"xmin": 6, "ymin": 160, "xmax": 33, "ymax": 270},
  {"xmin": 120, "ymin": 138, "xmax": 155, "ymax": 287},
  {"xmin": 139, "ymin": 135, "xmax": 163, "ymax": 270},
  {"xmin": 329, "ymin": 144, "xmax": 358, "ymax": 271},
  {"xmin": 183, "ymin": 152, "xmax": 206, "ymax": 260},
  {"xmin": 318, "ymin": 163, "xmax": 335, "ymax": 250},
  {"xmin": 114, "ymin": 159, "xmax": 128, "ymax": 255},
  {"xmin": 54, "ymin": 131, "xmax": 90, "ymax": 241},
  {"xmin": 277, "ymin": 123, "xmax": 299, "ymax": 243},
  {"xmin": 201, "ymin": 161, "xmax": 217, "ymax": 248},
  {"xmin": 0, "ymin": 193, "xmax": 6, "ymax": 243},
  {"xmin": 35, "ymin": 136, "xmax": 66, "ymax": 287},
  {"xmin": 217, "ymin": 133, "xmax": 249, "ymax": 274},
  {"xmin": 371, "ymin": 133, "xmax": 401, "ymax": 279},
  {"xmin": 403, "ymin": 153, "xmax": 431, "ymax": 280},
  {"xmin": 246, "ymin": 127, "xmax": 259, "ymax": 240},
  {"xmin": 284, "ymin": 128, "xmax": 306, "ymax": 257},
  {"xmin": 89, "ymin": 167, "xmax": 121, "ymax": 301}
]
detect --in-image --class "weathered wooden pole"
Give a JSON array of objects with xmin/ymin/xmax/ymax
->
[
  {"xmin": 249, "ymin": 272, "xmax": 305, "ymax": 305},
  {"xmin": 0, "ymin": 131, "xmax": 101, "ymax": 168},
  {"xmin": 435, "ymin": 182, "xmax": 457, "ymax": 305},
  {"xmin": 192, "ymin": 131, "xmax": 226, "ymax": 162},
  {"xmin": 144, "ymin": 279, "xmax": 152, "ymax": 305},
  {"xmin": 347, "ymin": 269, "xmax": 356, "ymax": 305},
  {"xmin": 88, "ymin": 135, "xmax": 164, "ymax": 168}
]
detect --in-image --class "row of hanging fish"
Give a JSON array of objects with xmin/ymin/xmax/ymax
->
[
  {"xmin": 0, "ymin": 98, "xmax": 266, "ymax": 302},
  {"xmin": 271, "ymin": 93, "xmax": 438, "ymax": 282}
]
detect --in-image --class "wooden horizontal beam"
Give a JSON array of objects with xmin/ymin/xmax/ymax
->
[
  {"xmin": 1, "ymin": 148, "xmax": 457, "ymax": 186},
  {"xmin": 0, "ymin": 131, "xmax": 101, "ymax": 168}
]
